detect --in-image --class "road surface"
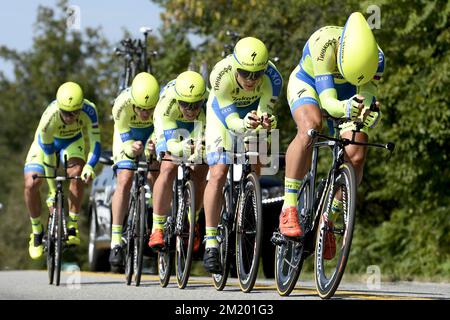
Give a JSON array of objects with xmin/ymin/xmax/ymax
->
[{"xmin": 0, "ymin": 270, "xmax": 448, "ymax": 300}]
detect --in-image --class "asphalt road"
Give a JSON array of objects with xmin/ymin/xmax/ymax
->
[{"xmin": 0, "ymin": 270, "xmax": 448, "ymax": 300}]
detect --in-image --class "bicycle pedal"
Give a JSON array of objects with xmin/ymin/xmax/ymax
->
[{"xmin": 271, "ymin": 232, "xmax": 287, "ymax": 246}]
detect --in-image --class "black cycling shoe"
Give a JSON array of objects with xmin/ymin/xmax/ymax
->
[
  {"xmin": 203, "ymin": 247, "xmax": 223, "ymax": 274},
  {"xmin": 109, "ymin": 245, "xmax": 124, "ymax": 268}
]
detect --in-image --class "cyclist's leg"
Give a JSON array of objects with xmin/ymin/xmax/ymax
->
[
  {"xmin": 110, "ymin": 133, "xmax": 135, "ymax": 251},
  {"xmin": 203, "ymin": 106, "xmax": 231, "ymax": 272},
  {"xmin": 280, "ymin": 68, "xmax": 322, "ymax": 237},
  {"xmin": 61, "ymin": 137, "xmax": 86, "ymax": 245},
  {"xmin": 150, "ymin": 153, "xmax": 177, "ymax": 247},
  {"xmin": 24, "ymin": 142, "xmax": 45, "ymax": 258},
  {"xmin": 340, "ymin": 128, "xmax": 368, "ymax": 186}
]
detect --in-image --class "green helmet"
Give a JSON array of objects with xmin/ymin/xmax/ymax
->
[
  {"xmin": 56, "ymin": 82, "xmax": 84, "ymax": 111},
  {"xmin": 131, "ymin": 72, "xmax": 160, "ymax": 109},
  {"xmin": 174, "ymin": 71, "xmax": 206, "ymax": 103},
  {"xmin": 338, "ymin": 12, "xmax": 379, "ymax": 85},
  {"xmin": 232, "ymin": 37, "xmax": 269, "ymax": 72}
]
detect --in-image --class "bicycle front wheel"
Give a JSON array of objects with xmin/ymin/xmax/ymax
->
[
  {"xmin": 134, "ymin": 188, "xmax": 147, "ymax": 286},
  {"xmin": 125, "ymin": 195, "xmax": 136, "ymax": 286},
  {"xmin": 236, "ymin": 172, "xmax": 263, "ymax": 293},
  {"xmin": 175, "ymin": 180, "xmax": 195, "ymax": 289},
  {"xmin": 46, "ymin": 210, "xmax": 55, "ymax": 285},
  {"xmin": 213, "ymin": 184, "xmax": 233, "ymax": 291},
  {"xmin": 55, "ymin": 192, "xmax": 64, "ymax": 286},
  {"xmin": 314, "ymin": 163, "xmax": 357, "ymax": 299}
]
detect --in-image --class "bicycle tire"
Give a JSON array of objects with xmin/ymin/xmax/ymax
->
[
  {"xmin": 125, "ymin": 196, "xmax": 135, "ymax": 286},
  {"xmin": 158, "ymin": 182, "xmax": 177, "ymax": 288},
  {"xmin": 55, "ymin": 192, "xmax": 63, "ymax": 286},
  {"xmin": 275, "ymin": 179, "xmax": 310, "ymax": 296},
  {"xmin": 314, "ymin": 162, "xmax": 357, "ymax": 299},
  {"xmin": 212, "ymin": 185, "xmax": 232, "ymax": 291},
  {"xmin": 134, "ymin": 187, "xmax": 147, "ymax": 286},
  {"xmin": 236, "ymin": 172, "xmax": 263, "ymax": 293},
  {"xmin": 175, "ymin": 180, "xmax": 196, "ymax": 289},
  {"xmin": 158, "ymin": 249, "xmax": 173, "ymax": 287},
  {"xmin": 47, "ymin": 210, "xmax": 55, "ymax": 285}
]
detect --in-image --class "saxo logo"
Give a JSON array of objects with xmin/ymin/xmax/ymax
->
[
  {"xmin": 367, "ymin": 5, "xmax": 381, "ymax": 30},
  {"xmin": 67, "ymin": 5, "xmax": 81, "ymax": 31}
]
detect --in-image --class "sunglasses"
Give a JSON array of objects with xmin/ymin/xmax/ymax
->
[
  {"xmin": 178, "ymin": 100, "xmax": 204, "ymax": 111},
  {"xmin": 60, "ymin": 109, "xmax": 81, "ymax": 117},
  {"xmin": 237, "ymin": 68, "xmax": 265, "ymax": 80},
  {"xmin": 134, "ymin": 106, "xmax": 152, "ymax": 113}
]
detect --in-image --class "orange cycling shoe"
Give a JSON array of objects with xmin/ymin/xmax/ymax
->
[
  {"xmin": 323, "ymin": 220, "xmax": 336, "ymax": 260},
  {"xmin": 279, "ymin": 207, "xmax": 303, "ymax": 238},
  {"xmin": 148, "ymin": 229, "xmax": 165, "ymax": 249}
]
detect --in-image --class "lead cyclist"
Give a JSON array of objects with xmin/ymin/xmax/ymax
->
[{"xmin": 281, "ymin": 12, "xmax": 385, "ymax": 259}]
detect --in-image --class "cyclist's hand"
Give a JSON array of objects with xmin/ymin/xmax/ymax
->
[
  {"xmin": 181, "ymin": 138, "xmax": 195, "ymax": 158},
  {"xmin": 363, "ymin": 101, "xmax": 382, "ymax": 129},
  {"xmin": 131, "ymin": 141, "xmax": 144, "ymax": 156},
  {"xmin": 261, "ymin": 112, "xmax": 277, "ymax": 130},
  {"xmin": 243, "ymin": 111, "xmax": 260, "ymax": 129},
  {"xmin": 344, "ymin": 95, "xmax": 365, "ymax": 120},
  {"xmin": 145, "ymin": 140, "xmax": 156, "ymax": 159},
  {"xmin": 81, "ymin": 164, "xmax": 95, "ymax": 183}
]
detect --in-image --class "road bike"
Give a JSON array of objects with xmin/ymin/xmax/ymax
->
[
  {"xmin": 158, "ymin": 155, "xmax": 198, "ymax": 289},
  {"xmin": 33, "ymin": 154, "xmax": 81, "ymax": 286},
  {"xmin": 212, "ymin": 133, "xmax": 263, "ymax": 293},
  {"xmin": 272, "ymin": 117, "xmax": 395, "ymax": 298}
]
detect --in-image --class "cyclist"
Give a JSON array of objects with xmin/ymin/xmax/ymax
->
[
  {"xmin": 148, "ymin": 70, "xmax": 208, "ymax": 254},
  {"xmin": 109, "ymin": 72, "xmax": 160, "ymax": 268},
  {"xmin": 282, "ymin": 12, "xmax": 384, "ymax": 259},
  {"xmin": 24, "ymin": 82, "xmax": 101, "ymax": 259},
  {"xmin": 203, "ymin": 36, "xmax": 283, "ymax": 273}
]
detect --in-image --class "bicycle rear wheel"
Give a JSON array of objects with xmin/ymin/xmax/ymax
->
[
  {"xmin": 175, "ymin": 180, "xmax": 195, "ymax": 289},
  {"xmin": 314, "ymin": 163, "xmax": 356, "ymax": 299},
  {"xmin": 134, "ymin": 188, "xmax": 147, "ymax": 286},
  {"xmin": 158, "ymin": 235, "xmax": 174, "ymax": 288},
  {"xmin": 275, "ymin": 179, "xmax": 310, "ymax": 296},
  {"xmin": 236, "ymin": 172, "xmax": 263, "ymax": 293},
  {"xmin": 55, "ymin": 192, "xmax": 64, "ymax": 286},
  {"xmin": 46, "ymin": 211, "xmax": 55, "ymax": 285},
  {"xmin": 213, "ymin": 185, "xmax": 233, "ymax": 291}
]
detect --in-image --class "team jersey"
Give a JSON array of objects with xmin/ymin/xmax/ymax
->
[
  {"xmin": 36, "ymin": 99, "xmax": 101, "ymax": 170},
  {"xmin": 112, "ymin": 88, "xmax": 155, "ymax": 159},
  {"xmin": 296, "ymin": 26, "xmax": 385, "ymax": 117},
  {"xmin": 154, "ymin": 80, "xmax": 207, "ymax": 157},
  {"xmin": 208, "ymin": 55, "xmax": 283, "ymax": 133}
]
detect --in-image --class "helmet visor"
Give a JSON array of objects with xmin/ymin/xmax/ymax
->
[
  {"xmin": 178, "ymin": 99, "xmax": 204, "ymax": 111},
  {"xmin": 237, "ymin": 68, "xmax": 265, "ymax": 80}
]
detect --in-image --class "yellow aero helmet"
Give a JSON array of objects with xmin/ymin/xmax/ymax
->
[
  {"xmin": 174, "ymin": 71, "xmax": 206, "ymax": 103},
  {"xmin": 338, "ymin": 12, "xmax": 379, "ymax": 85},
  {"xmin": 233, "ymin": 37, "xmax": 269, "ymax": 72},
  {"xmin": 56, "ymin": 82, "xmax": 84, "ymax": 111},
  {"xmin": 131, "ymin": 72, "xmax": 160, "ymax": 109}
]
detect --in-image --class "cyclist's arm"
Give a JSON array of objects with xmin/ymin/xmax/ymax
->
[
  {"xmin": 112, "ymin": 91, "xmax": 135, "ymax": 158},
  {"xmin": 308, "ymin": 37, "xmax": 347, "ymax": 118},
  {"xmin": 37, "ymin": 108, "xmax": 57, "ymax": 186},
  {"xmin": 210, "ymin": 63, "xmax": 246, "ymax": 133},
  {"xmin": 257, "ymin": 64, "xmax": 283, "ymax": 124},
  {"xmin": 81, "ymin": 100, "xmax": 101, "ymax": 168}
]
